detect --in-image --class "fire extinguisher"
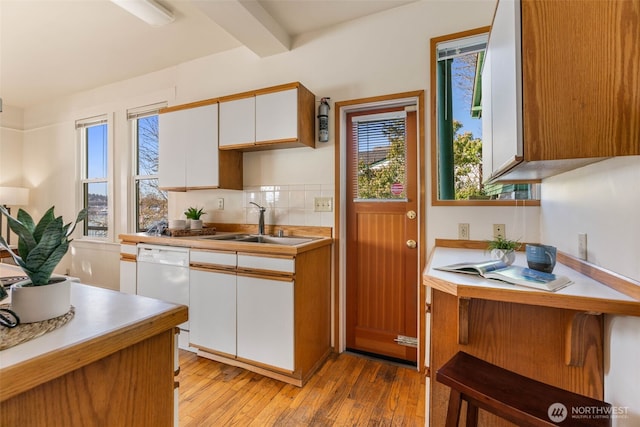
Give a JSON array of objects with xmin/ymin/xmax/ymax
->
[{"xmin": 317, "ymin": 97, "xmax": 330, "ymax": 143}]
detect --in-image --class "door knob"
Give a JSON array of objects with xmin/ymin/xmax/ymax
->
[
  {"xmin": 406, "ymin": 210, "xmax": 416, "ymax": 220},
  {"xmin": 406, "ymin": 239, "xmax": 417, "ymax": 249}
]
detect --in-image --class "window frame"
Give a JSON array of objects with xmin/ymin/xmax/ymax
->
[
  {"xmin": 430, "ymin": 26, "xmax": 540, "ymax": 206},
  {"xmin": 128, "ymin": 103, "xmax": 167, "ymax": 233},
  {"xmin": 77, "ymin": 113, "xmax": 114, "ymax": 241}
]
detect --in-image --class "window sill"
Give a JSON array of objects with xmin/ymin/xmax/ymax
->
[{"xmin": 431, "ymin": 199, "xmax": 540, "ymax": 207}]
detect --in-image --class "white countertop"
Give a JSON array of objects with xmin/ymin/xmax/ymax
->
[
  {"xmin": 424, "ymin": 248, "xmax": 640, "ymax": 316},
  {"xmin": 0, "ymin": 263, "xmax": 186, "ymax": 371}
]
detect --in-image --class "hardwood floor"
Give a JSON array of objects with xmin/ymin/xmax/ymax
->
[{"xmin": 178, "ymin": 350, "xmax": 425, "ymax": 426}]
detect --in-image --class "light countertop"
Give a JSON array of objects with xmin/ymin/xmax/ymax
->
[
  {"xmin": 424, "ymin": 247, "xmax": 640, "ymax": 316},
  {"xmin": 0, "ymin": 263, "xmax": 188, "ymax": 401}
]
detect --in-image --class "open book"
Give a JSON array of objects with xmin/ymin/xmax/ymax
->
[{"xmin": 435, "ymin": 260, "xmax": 573, "ymax": 292}]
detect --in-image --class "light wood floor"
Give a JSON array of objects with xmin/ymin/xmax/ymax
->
[{"xmin": 178, "ymin": 350, "xmax": 425, "ymax": 426}]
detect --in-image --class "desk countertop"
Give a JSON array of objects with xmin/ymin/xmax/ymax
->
[{"xmin": 424, "ymin": 247, "xmax": 640, "ymax": 316}]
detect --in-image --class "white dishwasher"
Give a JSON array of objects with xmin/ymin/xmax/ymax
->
[{"xmin": 137, "ymin": 244, "xmax": 191, "ymax": 349}]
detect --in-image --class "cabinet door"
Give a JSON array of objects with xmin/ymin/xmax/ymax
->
[
  {"xmin": 237, "ymin": 275, "xmax": 294, "ymax": 371},
  {"xmin": 185, "ymin": 103, "xmax": 219, "ymax": 188},
  {"xmin": 219, "ymin": 96, "xmax": 255, "ymax": 148},
  {"xmin": 485, "ymin": 0, "xmax": 523, "ymax": 178},
  {"xmin": 158, "ymin": 109, "xmax": 188, "ymax": 189},
  {"xmin": 159, "ymin": 104, "xmax": 219, "ymax": 189},
  {"xmin": 119, "ymin": 259, "xmax": 136, "ymax": 294},
  {"xmin": 190, "ymin": 268, "xmax": 237, "ymax": 355},
  {"xmin": 255, "ymin": 88, "xmax": 298, "ymax": 143}
]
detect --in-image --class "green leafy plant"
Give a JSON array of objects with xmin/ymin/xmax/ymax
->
[
  {"xmin": 184, "ymin": 207, "xmax": 205, "ymax": 220},
  {"xmin": 0, "ymin": 206, "xmax": 87, "ymax": 286},
  {"xmin": 486, "ymin": 236, "xmax": 521, "ymax": 251}
]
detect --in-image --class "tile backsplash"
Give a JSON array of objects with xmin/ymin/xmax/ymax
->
[{"xmin": 171, "ymin": 184, "xmax": 334, "ymax": 228}]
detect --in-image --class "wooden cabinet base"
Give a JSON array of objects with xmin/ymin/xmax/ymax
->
[
  {"xmin": 429, "ymin": 290, "xmax": 604, "ymax": 427},
  {"xmin": 1, "ymin": 330, "xmax": 176, "ymax": 427},
  {"xmin": 196, "ymin": 348, "xmax": 332, "ymax": 387}
]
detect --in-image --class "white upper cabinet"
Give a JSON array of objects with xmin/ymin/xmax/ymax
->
[
  {"xmin": 218, "ymin": 96, "xmax": 255, "ymax": 148},
  {"xmin": 159, "ymin": 102, "xmax": 242, "ymax": 191},
  {"xmin": 218, "ymin": 82, "xmax": 316, "ymax": 151},
  {"xmin": 482, "ymin": 0, "xmax": 523, "ymax": 181},
  {"xmin": 255, "ymin": 88, "xmax": 298, "ymax": 144}
]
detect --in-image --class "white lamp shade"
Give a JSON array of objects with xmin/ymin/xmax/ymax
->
[{"xmin": 0, "ymin": 187, "xmax": 30, "ymax": 206}]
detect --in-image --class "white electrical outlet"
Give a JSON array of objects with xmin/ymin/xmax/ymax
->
[
  {"xmin": 217, "ymin": 198, "xmax": 224, "ymax": 210},
  {"xmin": 578, "ymin": 233, "xmax": 587, "ymax": 260},
  {"xmin": 458, "ymin": 223, "xmax": 470, "ymax": 240},
  {"xmin": 314, "ymin": 197, "xmax": 333, "ymax": 212},
  {"xmin": 493, "ymin": 224, "xmax": 505, "ymax": 239}
]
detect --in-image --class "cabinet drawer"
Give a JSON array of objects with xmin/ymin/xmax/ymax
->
[
  {"xmin": 120, "ymin": 244, "xmax": 137, "ymax": 256},
  {"xmin": 190, "ymin": 250, "xmax": 236, "ymax": 267},
  {"xmin": 237, "ymin": 254, "xmax": 295, "ymax": 274}
]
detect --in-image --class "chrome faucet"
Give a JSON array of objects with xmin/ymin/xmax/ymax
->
[{"xmin": 249, "ymin": 202, "xmax": 266, "ymax": 235}]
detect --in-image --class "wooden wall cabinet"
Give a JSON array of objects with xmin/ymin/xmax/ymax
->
[
  {"xmin": 218, "ymin": 82, "xmax": 316, "ymax": 151},
  {"xmin": 159, "ymin": 101, "xmax": 242, "ymax": 191},
  {"xmin": 483, "ymin": 0, "xmax": 640, "ymax": 182}
]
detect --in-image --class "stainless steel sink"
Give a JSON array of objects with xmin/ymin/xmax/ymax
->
[{"xmin": 198, "ymin": 234, "xmax": 315, "ymax": 246}]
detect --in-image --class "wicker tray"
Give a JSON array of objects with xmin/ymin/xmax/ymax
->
[{"xmin": 0, "ymin": 305, "xmax": 75, "ymax": 351}]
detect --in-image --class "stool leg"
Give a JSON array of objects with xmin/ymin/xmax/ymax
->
[
  {"xmin": 466, "ymin": 401, "xmax": 478, "ymax": 427},
  {"xmin": 445, "ymin": 389, "xmax": 463, "ymax": 427}
]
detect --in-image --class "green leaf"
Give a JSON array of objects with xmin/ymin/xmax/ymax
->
[
  {"xmin": 29, "ymin": 241, "xmax": 69, "ymax": 285},
  {"xmin": 0, "ymin": 205, "xmax": 37, "ymax": 257},
  {"xmin": 24, "ymin": 217, "xmax": 64, "ymax": 276},
  {"xmin": 33, "ymin": 206, "xmax": 56, "ymax": 243},
  {"xmin": 0, "ymin": 234, "xmax": 26, "ymax": 270},
  {"xmin": 64, "ymin": 208, "xmax": 88, "ymax": 238},
  {"xmin": 17, "ymin": 209, "xmax": 36, "ymax": 234}
]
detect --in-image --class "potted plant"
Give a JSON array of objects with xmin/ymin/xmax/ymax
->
[
  {"xmin": 184, "ymin": 207, "xmax": 205, "ymax": 230},
  {"xmin": 486, "ymin": 236, "xmax": 521, "ymax": 266},
  {"xmin": 0, "ymin": 206, "xmax": 87, "ymax": 323}
]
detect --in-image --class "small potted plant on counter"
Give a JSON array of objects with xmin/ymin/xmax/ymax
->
[
  {"xmin": 0, "ymin": 206, "xmax": 87, "ymax": 323},
  {"xmin": 184, "ymin": 206, "xmax": 205, "ymax": 230},
  {"xmin": 486, "ymin": 236, "xmax": 521, "ymax": 266}
]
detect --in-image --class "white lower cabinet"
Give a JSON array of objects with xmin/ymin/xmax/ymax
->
[
  {"xmin": 236, "ymin": 274, "xmax": 294, "ymax": 371},
  {"xmin": 189, "ymin": 268, "xmax": 237, "ymax": 356}
]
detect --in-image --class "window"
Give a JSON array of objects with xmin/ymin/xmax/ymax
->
[
  {"xmin": 128, "ymin": 104, "xmax": 167, "ymax": 232},
  {"xmin": 351, "ymin": 110, "xmax": 407, "ymax": 201},
  {"xmin": 77, "ymin": 115, "xmax": 110, "ymax": 238},
  {"xmin": 431, "ymin": 27, "xmax": 539, "ymax": 205}
]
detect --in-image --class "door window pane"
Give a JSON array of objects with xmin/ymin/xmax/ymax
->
[{"xmin": 352, "ymin": 112, "xmax": 407, "ymax": 200}]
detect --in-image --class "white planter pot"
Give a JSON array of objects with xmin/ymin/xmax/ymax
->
[
  {"xmin": 491, "ymin": 249, "xmax": 516, "ymax": 266},
  {"xmin": 190, "ymin": 219, "xmax": 203, "ymax": 230},
  {"xmin": 11, "ymin": 278, "xmax": 71, "ymax": 323}
]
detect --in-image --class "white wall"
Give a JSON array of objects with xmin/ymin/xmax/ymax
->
[
  {"xmin": 4, "ymin": 0, "xmax": 638, "ymax": 423},
  {"xmin": 541, "ymin": 157, "xmax": 640, "ymax": 426},
  {"xmin": 16, "ymin": 0, "xmax": 505, "ymax": 287}
]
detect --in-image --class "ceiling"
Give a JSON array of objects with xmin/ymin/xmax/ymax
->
[{"xmin": 0, "ymin": 0, "xmax": 417, "ymax": 109}]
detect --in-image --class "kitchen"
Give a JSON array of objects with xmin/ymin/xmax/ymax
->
[{"xmin": 1, "ymin": 0, "xmax": 639, "ymax": 426}]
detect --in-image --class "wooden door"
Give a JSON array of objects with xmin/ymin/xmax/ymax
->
[{"xmin": 346, "ymin": 105, "xmax": 418, "ymax": 363}]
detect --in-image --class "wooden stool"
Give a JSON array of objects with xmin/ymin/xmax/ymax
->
[{"xmin": 436, "ymin": 352, "xmax": 612, "ymax": 427}]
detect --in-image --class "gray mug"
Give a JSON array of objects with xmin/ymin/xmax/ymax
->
[{"xmin": 526, "ymin": 244, "xmax": 557, "ymax": 273}]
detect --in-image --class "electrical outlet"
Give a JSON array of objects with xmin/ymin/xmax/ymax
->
[
  {"xmin": 578, "ymin": 233, "xmax": 587, "ymax": 260},
  {"xmin": 458, "ymin": 223, "xmax": 470, "ymax": 240},
  {"xmin": 493, "ymin": 224, "xmax": 505, "ymax": 239},
  {"xmin": 217, "ymin": 198, "xmax": 224, "ymax": 210},
  {"xmin": 314, "ymin": 197, "xmax": 333, "ymax": 212}
]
